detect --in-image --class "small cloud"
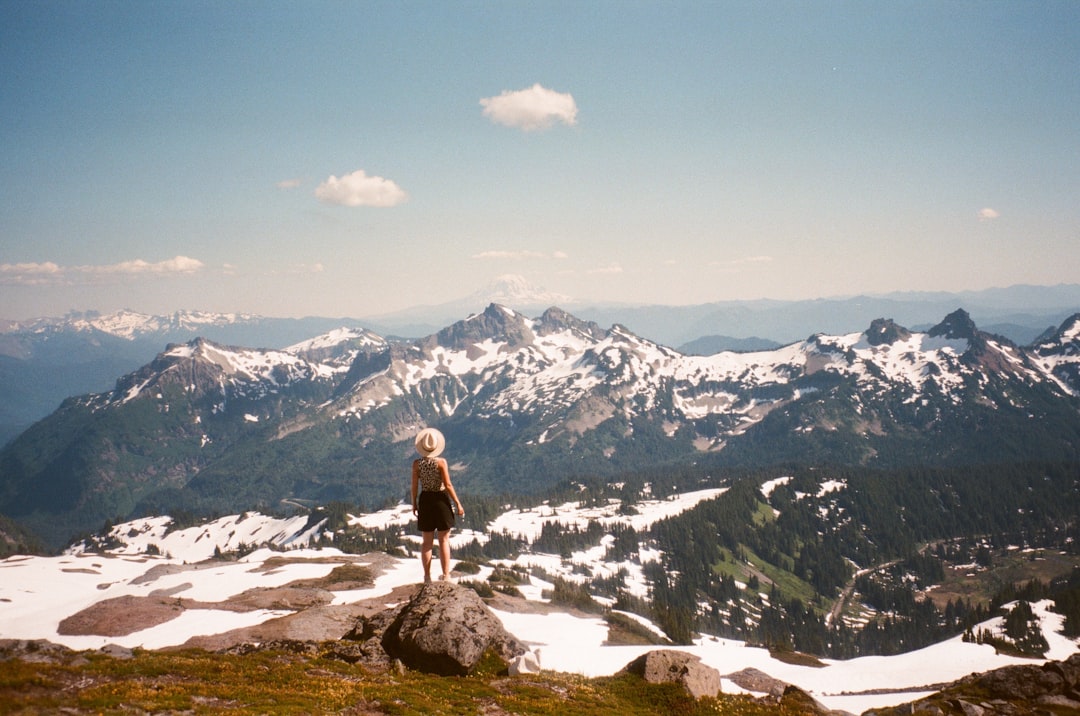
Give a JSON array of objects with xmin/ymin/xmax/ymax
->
[
  {"xmin": 276, "ymin": 179, "xmax": 302, "ymax": 190},
  {"xmin": 0, "ymin": 256, "xmax": 205, "ymax": 285},
  {"xmin": 710, "ymin": 255, "xmax": 773, "ymax": 269},
  {"xmin": 269, "ymin": 262, "xmax": 326, "ymax": 276},
  {"xmin": 473, "ymin": 250, "xmax": 571, "ymax": 261},
  {"xmin": 480, "ymin": 83, "xmax": 578, "ymax": 131},
  {"xmin": 315, "ymin": 170, "xmax": 408, "ymax": 207},
  {"xmin": 587, "ymin": 263, "xmax": 623, "ymax": 275},
  {"xmin": 978, "ymin": 207, "xmax": 1000, "ymax": 221},
  {"xmin": 0, "ymin": 261, "xmax": 63, "ymax": 285},
  {"xmin": 90, "ymin": 256, "xmax": 205, "ymax": 275}
]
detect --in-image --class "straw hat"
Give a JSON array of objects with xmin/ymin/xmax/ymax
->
[{"xmin": 414, "ymin": 427, "xmax": 445, "ymax": 458}]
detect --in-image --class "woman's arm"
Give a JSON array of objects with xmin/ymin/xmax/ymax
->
[
  {"xmin": 438, "ymin": 459, "xmax": 464, "ymax": 516},
  {"xmin": 410, "ymin": 460, "xmax": 420, "ymax": 515}
]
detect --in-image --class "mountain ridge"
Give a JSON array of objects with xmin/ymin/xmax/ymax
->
[
  {"xmin": 2, "ymin": 303, "xmax": 1080, "ymax": 549},
  {"xmin": 3, "ymin": 282, "xmax": 1077, "ymax": 449}
]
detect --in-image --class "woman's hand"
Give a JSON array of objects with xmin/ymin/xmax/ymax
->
[{"xmin": 456, "ymin": 503, "xmax": 465, "ymax": 517}]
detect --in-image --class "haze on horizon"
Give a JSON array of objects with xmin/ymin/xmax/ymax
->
[{"xmin": 2, "ymin": 2, "xmax": 1078, "ymax": 322}]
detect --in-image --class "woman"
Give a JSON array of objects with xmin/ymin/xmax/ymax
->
[{"xmin": 410, "ymin": 427, "xmax": 464, "ymax": 583}]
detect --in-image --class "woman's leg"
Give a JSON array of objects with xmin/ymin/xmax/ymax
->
[
  {"xmin": 421, "ymin": 531, "xmax": 435, "ymax": 583},
  {"xmin": 437, "ymin": 529, "xmax": 452, "ymax": 579}
]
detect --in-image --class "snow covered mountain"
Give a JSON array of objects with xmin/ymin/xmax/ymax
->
[
  {"xmin": 359, "ymin": 273, "xmax": 574, "ymax": 337},
  {"xmin": 0, "ymin": 309, "xmax": 371, "ymax": 446},
  {"xmin": 2, "ymin": 304, "xmax": 1080, "ymax": 549},
  {"xmin": 3, "ymin": 309, "xmax": 261, "ymax": 341}
]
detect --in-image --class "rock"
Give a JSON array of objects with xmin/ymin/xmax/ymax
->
[
  {"xmin": 340, "ymin": 601, "xmax": 407, "ymax": 668},
  {"xmin": 222, "ymin": 639, "xmax": 320, "ymax": 657},
  {"xmin": 868, "ymin": 653, "xmax": 1080, "ymax": 716},
  {"xmin": 98, "ymin": 643, "xmax": 134, "ymax": 659},
  {"xmin": 779, "ymin": 684, "xmax": 837, "ymax": 715},
  {"xmin": 185, "ymin": 603, "xmax": 370, "ymax": 651},
  {"xmin": 620, "ymin": 649, "xmax": 721, "ymax": 699},
  {"xmin": 57, "ymin": 594, "xmax": 186, "ymax": 637},
  {"xmin": 1039, "ymin": 693, "xmax": 1080, "ymax": 710},
  {"xmin": 509, "ymin": 648, "xmax": 542, "ymax": 675},
  {"xmin": 379, "ymin": 582, "xmax": 526, "ymax": 676},
  {"xmin": 0, "ymin": 639, "xmax": 87, "ymax": 666},
  {"xmin": 724, "ymin": 666, "xmax": 789, "ymax": 697},
  {"xmin": 948, "ymin": 699, "xmax": 984, "ymax": 716},
  {"xmin": 970, "ymin": 662, "xmax": 1064, "ymax": 700}
]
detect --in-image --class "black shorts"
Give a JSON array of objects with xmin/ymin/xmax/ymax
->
[{"xmin": 417, "ymin": 491, "xmax": 455, "ymax": 532}]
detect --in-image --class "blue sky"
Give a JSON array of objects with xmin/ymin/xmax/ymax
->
[{"xmin": 2, "ymin": 1, "xmax": 1078, "ymax": 320}]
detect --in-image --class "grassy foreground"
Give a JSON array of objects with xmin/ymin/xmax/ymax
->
[{"xmin": 0, "ymin": 645, "xmax": 824, "ymax": 715}]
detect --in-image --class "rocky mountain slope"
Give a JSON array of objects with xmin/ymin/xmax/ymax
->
[{"xmin": 1, "ymin": 304, "xmax": 1079, "ymax": 548}]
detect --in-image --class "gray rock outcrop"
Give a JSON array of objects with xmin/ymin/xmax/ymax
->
[
  {"xmin": 866, "ymin": 653, "xmax": 1080, "ymax": 716},
  {"xmin": 620, "ymin": 649, "xmax": 721, "ymax": 699},
  {"xmin": 369, "ymin": 582, "xmax": 526, "ymax": 676},
  {"xmin": 724, "ymin": 666, "xmax": 789, "ymax": 697}
]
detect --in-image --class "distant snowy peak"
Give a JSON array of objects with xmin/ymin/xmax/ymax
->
[
  {"xmin": 864, "ymin": 318, "xmax": 912, "ymax": 347},
  {"xmin": 465, "ymin": 274, "xmax": 571, "ymax": 309},
  {"xmin": 1035, "ymin": 313, "xmax": 1080, "ymax": 349},
  {"xmin": 1029, "ymin": 313, "xmax": 1080, "ymax": 396},
  {"xmin": 286, "ymin": 327, "xmax": 381, "ymax": 352},
  {"xmin": 928, "ymin": 308, "xmax": 980, "ymax": 342},
  {"xmin": 10, "ymin": 309, "xmax": 261, "ymax": 340},
  {"xmin": 163, "ymin": 337, "xmax": 333, "ymax": 379},
  {"xmin": 430, "ymin": 304, "xmax": 605, "ymax": 352},
  {"xmin": 95, "ymin": 336, "xmax": 347, "ymax": 408}
]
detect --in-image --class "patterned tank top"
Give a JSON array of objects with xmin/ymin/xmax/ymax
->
[{"xmin": 417, "ymin": 458, "xmax": 444, "ymax": 492}]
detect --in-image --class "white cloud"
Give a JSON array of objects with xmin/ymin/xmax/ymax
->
[
  {"xmin": 710, "ymin": 255, "xmax": 773, "ymax": 269},
  {"xmin": 0, "ymin": 261, "xmax": 63, "ymax": 285},
  {"xmin": 472, "ymin": 250, "xmax": 549, "ymax": 260},
  {"xmin": 480, "ymin": 83, "xmax": 578, "ymax": 131},
  {"xmin": 978, "ymin": 207, "xmax": 1000, "ymax": 221},
  {"xmin": 315, "ymin": 170, "xmax": 408, "ymax": 207},
  {"xmin": 276, "ymin": 178, "xmax": 302, "ymax": 190},
  {"xmin": 473, "ymin": 250, "xmax": 570, "ymax": 261},
  {"xmin": 272, "ymin": 262, "xmax": 325, "ymax": 276},
  {"xmin": 90, "ymin": 256, "xmax": 205, "ymax": 275},
  {"xmin": 587, "ymin": 263, "xmax": 623, "ymax": 275},
  {"xmin": 0, "ymin": 256, "xmax": 205, "ymax": 285}
]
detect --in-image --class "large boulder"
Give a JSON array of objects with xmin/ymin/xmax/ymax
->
[
  {"xmin": 621, "ymin": 649, "xmax": 721, "ymax": 699},
  {"xmin": 379, "ymin": 582, "xmax": 526, "ymax": 676}
]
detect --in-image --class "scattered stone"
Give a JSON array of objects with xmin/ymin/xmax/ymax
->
[
  {"xmin": 724, "ymin": 666, "xmax": 789, "ymax": 697},
  {"xmin": 0, "ymin": 639, "xmax": 87, "ymax": 666},
  {"xmin": 98, "ymin": 643, "xmax": 134, "ymax": 659},
  {"xmin": 222, "ymin": 639, "xmax": 320, "ymax": 657},
  {"xmin": 778, "ymin": 684, "xmax": 838, "ymax": 715},
  {"xmin": 509, "ymin": 648, "xmax": 542, "ymax": 675},
  {"xmin": 620, "ymin": 649, "xmax": 721, "ymax": 699}
]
